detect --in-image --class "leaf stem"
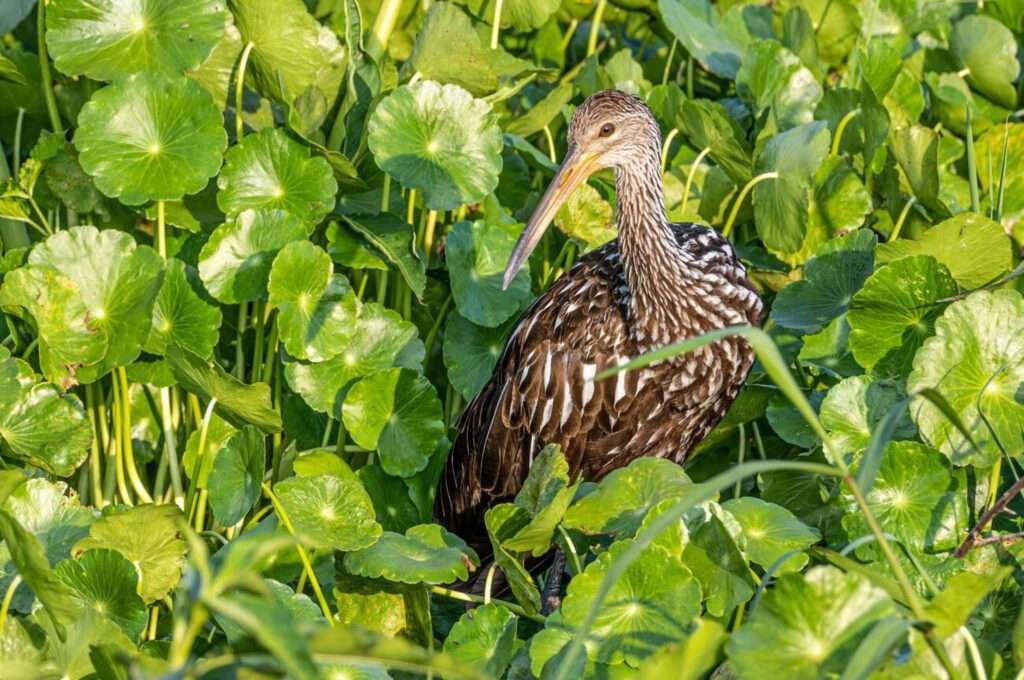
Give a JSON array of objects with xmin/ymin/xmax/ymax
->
[
  {"xmin": 680, "ymin": 147, "xmax": 710, "ymax": 216},
  {"xmin": 111, "ymin": 372, "xmax": 134, "ymax": 505},
  {"xmin": 489, "ymin": 0, "xmax": 504, "ymax": 49},
  {"xmin": 234, "ymin": 42, "xmax": 255, "ymax": 141},
  {"xmin": 261, "ymin": 483, "xmax": 334, "ymax": 622},
  {"xmin": 660, "ymin": 128, "xmax": 679, "ymax": 175},
  {"xmin": 0, "ymin": 575, "xmax": 21, "ymax": 637},
  {"xmin": 587, "ymin": 0, "xmax": 607, "ymax": 57},
  {"xmin": 37, "ymin": 1, "xmax": 63, "ymax": 134},
  {"xmin": 722, "ymin": 172, "xmax": 778, "ymax": 238},
  {"xmin": 662, "ymin": 39, "xmax": 678, "ymax": 86},
  {"xmin": 119, "ymin": 367, "xmax": 153, "ymax": 503},
  {"xmin": 888, "ymin": 196, "xmax": 916, "ymax": 242},
  {"xmin": 85, "ymin": 383, "xmax": 106, "ymax": 507},
  {"xmin": 430, "ymin": 585, "xmax": 545, "ymax": 623},
  {"xmin": 829, "ymin": 108, "xmax": 860, "ymax": 157},
  {"xmin": 369, "ymin": 0, "xmax": 404, "ymax": 60}
]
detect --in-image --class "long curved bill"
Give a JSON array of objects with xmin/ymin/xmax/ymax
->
[{"xmin": 502, "ymin": 147, "xmax": 602, "ymax": 290}]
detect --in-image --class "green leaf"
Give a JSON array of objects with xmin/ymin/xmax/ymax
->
[
  {"xmin": 358, "ymin": 464, "xmax": 422, "ymax": 533},
  {"xmin": 207, "ymin": 425, "xmax": 265, "ymax": 527},
  {"xmin": 950, "ymin": 15, "xmax": 1020, "ymax": 109},
  {"xmin": 637, "ymin": 618, "xmax": 728, "ymax": 680},
  {"xmin": 819, "ymin": 376, "xmax": 915, "ymax": 456},
  {"xmin": 562, "ymin": 540, "xmax": 702, "ymax": 665},
  {"xmin": 227, "ymin": 0, "xmax": 345, "ymax": 106},
  {"xmin": 333, "ymin": 569, "xmax": 420, "ymax": 638},
  {"xmin": 326, "ymin": 221, "xmax": 387, "ymax": 271},
  {"xmin": 554, "ymin": 182, "xmax": 617, "ymax": 250},
  {"xmin": 753, "ymin": 121, "xmax": 831, "ymax": 254},
  {"xmin": 198, "ymin": 208, "xmax": 310, "ymax": 304},
  {"xmin": 285, "ymin": 302, "xmax": 422, "ymax": 416},
  {"xmin": 506, "ymin": 83, "xmax": 574, "ymax": 138},
  {"xmin": 503, "ymin": 445, "xmax": 578, "ymax": 556},
  {"xmin": 342, "ymin": 214, "xmax": 427, "ymax": 301},
  {"xmin": 214, "ymin": 578, "xmax": 327, "ymax": 645},
  {"xmin": 446, "ymin": 219, "xmax": 532, "ymax": 327},
  {"xmin": 444, "ymin": 603, "xmax": 520, "ymax": 677},
  {"xmin": 145, "ymin": 258, "xmax": 222, "ymax": 358},
  {"xmin": 876, "ymin": 212, "xmax": 1014, "ymax": 290},
  {"xmin": 344, "ymin": 524, "xmax": 478, "ymax": 585},
  {"xmin": 369, "ymin": 81, "xmax": 503, "ymax": 211},
  {"xmin": 0, "ymin": 479, "xmax": 95, "ymax": 615},
  {"xmin": 737, "ymin": 39, "xmax": 821, "ymax": 128},
  {"xmin": 268, "ymin": 241, "xmax": 359, "ymax": 362},
  {"xmin": 842, "ymin": 441, "xmax": 965, "ymax": 554},
  {"xmin": 681, "ymin": 511, "xmax": 753, "ymax": 618},
  {"xmin": 167, "ymin": 344, "xmax": 282, "ymax": 433},
  {"xmin": 342, "ymin": 368, "xmax": 444, "ymax": 477},
  {"xmin": 46, "ymin": 0, "xmax": 224, "ymax": 80},
  {"xmin": 443, "ymin": 312, "xmax": 510, "ymax": 400},
  {"xmin": 906, "ymin": 289, "xmax": 1024, "ymax": 466},
  {"xmin": 484, "ymin": 503, "xmax": 542, "ymax": 614},
  {"xmin": 888, "ymin": 124, "xmax": 948, "ymax": 219},
  {"xmin": 563, "ymin": 457, "xmax": 698, "ymax": 536},
  {"xmin": 678, "ymin": 99, "xmax": 752, "ymax": 184},
  {"xmin": 659, "ymin": 0, "xmax": 745, "ymax": 79},
  {"xmin": 183, "ymin": 412, "xmax": 235, "ymax": 484},
  {"xmin": 274, "ymin": 474, "xmax": 382, "ymax": 551},
  {"xmin": 0, "ymin": 226, "xmax": 165, "ymax": 386},
  {"xmin": 770, "ymin": 229, "xmax": 876, "ymax": 334},
  {"xmin": 74, "ymin": 72, "xmax": 227, "ymax": 205},
  {"xmin": 847, "ymin": 255, "xmax": 958, "ymax": 377},
  {"xmin": 73, "ymin": 504, "xmax": 187, "ymax": 603},
  {"xmin": 0, "ymin": 348, "xmax": 92, "ymax": 476},
  {"xmin": 405, "ymin": 3, "xmax": 536, "ymax": 97},
  {"xmin": 721, "ymin": 497, "xmax": 820, "ymax": 574},
  {"xmin": 54, "ymin": 549, "xmax": 148, "ymax": 640},
  {"xmin": 927, "ymin": 569, "xmax": 1009, "ymax": 640},
  {"xmin": 217, "ymin": 128, "xmax": 337, "ymax": 223},
  {"xmin": 726, "ymin": 566, "xmax": 896, "ymax": 679}
]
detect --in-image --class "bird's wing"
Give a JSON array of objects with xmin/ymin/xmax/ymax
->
[{"xmin": 436, "ymin": 246, "xmax": 643, "ymax": 540}]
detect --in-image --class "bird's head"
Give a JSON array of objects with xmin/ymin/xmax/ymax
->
[{"xmin": 503, "ymin": 90, "xmax": 661, "ymax": 289}]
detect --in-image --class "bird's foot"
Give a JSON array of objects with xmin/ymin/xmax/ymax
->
[{"xmin": 541, "ymin": 549, "xmax": 567, "ymax": 616}]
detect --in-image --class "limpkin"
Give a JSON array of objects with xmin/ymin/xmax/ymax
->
[{"xmin": 436, "ymin": 89, "xmax": 763, "ymax": 567}]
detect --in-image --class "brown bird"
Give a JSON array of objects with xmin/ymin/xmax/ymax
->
[{"xmin": 436, "ymin": 90, "xmax": 763, "ymax": 553}]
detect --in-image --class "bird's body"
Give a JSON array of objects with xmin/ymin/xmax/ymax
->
[{"xmin": 436, "ymin": 90, "xmax": 762, "ymax": 547}]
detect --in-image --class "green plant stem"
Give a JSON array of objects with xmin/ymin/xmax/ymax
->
[
  {"xmin": 0, "ymin": 575, "xmax": 21, "ymax": 637},
  {"xmin": 734, "ymin": 423, "xmax": 746, "ymax": 498},
  {"xmin": 423, "ymin": 210, "xmax": 438, "ymax": 266},
  {"xmin": 261, "ymin": 314, "xmax": 278, "ymax": 384},
  {"xmin": 85, "ymin": 383, "xmax": 105, "ymax": 507},
  {"xmin": 542, "ymin": 125, "xmax": 557, "ymax": 163},
  {"xmin": 98, "ymin": 381, "xmax": 116, "ymax": 504},
  {"xmin": 430, "ymin": 585, "xmax": 545, "ymax": 623},
  {"xmin": 660, "ymin": 128, "xmax": 679, "ymax": 175},
  {"xmin": 119, "ymin": 367, "xmax": 153, "ymax": 503},
  {"xmin": 662, "ymin": 39, "xmax": 678, "ymax": 86},
  {"xmin": 37, "ymin": 1, "xmax": 64, "ymax": 134},
  {"xmin": 557, "ymin": 525, "xmax": 583, "ymax": 574},
  {"xmin": 110, "ymin": 373, "xmax": 134, "ymax": 505},
  {"xmin": 422, "ymin": 293, "xmax": 453, "ymax": 358},
  {"xmin": 489, "ymin": 0, "xmax": 504, "ymax": 49},
  {"xmin": 680, "ymin": 147, "xmax": 710, "ymax": 215},
  {"xmin": 13, "ymin": 108, "xmax": 24, "ymax": 179},
  {"xmin": 722, "ymin": 172, "xmax": 778, "ymax": 238},
  {"xmin": 235, "ymin": 303, "xmax": 247, "ymax": 380},
  {"xmin": 0, "ymin": 140, "xmax": 30, "ymax": 249},
  {"xmin": 965, "ymin": 107, "xmax": 981, "ymax": 214},
  {"xmin": 888, "ymin": 197, "xmax": 916, "ymax": 242},
  {"xmin": 251, "ymin": 301, "xmax": 266, "ymax": 384},
  {"xmin": 262, "ymin": 483, "xmax": 334, "ymax": 623},
  {"xmin": 369, "ymin": 0, "xmax": 404, "ymax": 60},
  {"xmin": 234, "ymin": 42, "xmax": 255, "ymax": 141},
  {"xmin": 191, "ymin": 398, "xmax": 217, "ymax": 531},
  {"xmin": 587, "ymin": 0, "xmax": 607, "ymax": 56},
  {"xmin": 169, "ymin": 607, "xmax": 209, "ymax": 669},
  {"xmin": 829, "ymin": 108, "xmax": 860, "ymax": 157}
]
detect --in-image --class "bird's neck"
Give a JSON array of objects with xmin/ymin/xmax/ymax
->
[{"xmin": 614, "ymin": 149, "xmax": 689, "ymax": 335}]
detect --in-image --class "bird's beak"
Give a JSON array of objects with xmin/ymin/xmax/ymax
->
[{"xmin": 502, "ymin": 147, "xmax": 602, "ymax": 289}]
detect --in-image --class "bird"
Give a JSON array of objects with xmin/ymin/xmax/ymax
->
[{"xmin": 436, "ymin": 89, "xmax": 764, "ymax": 555}]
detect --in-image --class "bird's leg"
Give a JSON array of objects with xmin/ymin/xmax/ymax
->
[{"xmin": 541, "ymin": 548, "xmax": 567, "ymax": 615}]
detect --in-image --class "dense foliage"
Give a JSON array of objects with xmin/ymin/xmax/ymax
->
[{"xmin": 1, "ymin": 0, "xmax": 1023, "ymax": 678}]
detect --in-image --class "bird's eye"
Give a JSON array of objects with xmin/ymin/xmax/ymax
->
[{"xmin": 599, "ymin": 123, "xmax": 615, "ymax": 137}]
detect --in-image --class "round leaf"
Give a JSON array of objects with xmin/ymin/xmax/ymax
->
[
  {"xmin": 54, "ymin": 549, "xmax": 148, "ymax": 640},
  {"xmin": 368, "ymin": 81, "xmax": 503, "ymax": 210},
  {"xmin": 268, "ymin": 241, "xmax": 360, "ymax": 362},
  {"xmin": 342, "ymin": 368, "xmax": 444, "ymax": 478},
  {"xmin": 285, "ymin": 302, "xmax": 422, "ymax": 416},
  {"xmin": 950, "ymin": 15, "xmax": 1020, "ymax": 109},
  {"xmin": 444, "ymin": 603, "xmax": 520, "ymax": 677},
  {"xmin": 217, "ymin": 128, "xmax": 337, "ymax": 222},
  {"xmin": 198, "ymin": 209, "xmax": 310, "ymax": 304},
  {"xmin": 445, "ymin": 219, "xmax": 532, "ymax": 328},
  {"xmin": 721, "ymin": 497, "xmax": 820, "ymax": 575},
  {"xmin": 726, "ymin": 566, "xmax": 895, "ymax": 679},
  {"xmin": 74, "ymin": 72, "xmax": 227, "ymax": 205},
  {"xmin": 847, "ymin": 255, "xmax": 958, "ymax": 377},
  {"xmin": 207, "ymin": 425, "xmax": 265, "ymax": 527},
  {"xmin": 907, "ymin": 290, "xmax": 1024, "ymax": 466},
  {"xmin": 562, "ymin": 540, "xmax": 701, "ymax": 665},
  {"xmin": 819, "ymin": 376, "xmax": 916, "ymax": 456},
  {"xmin": 563, "ymin": 457, "xmax": 697, "ymax": 536},
  {"xmin": 442, "ymin": 312, "xmax": 510, "ymax": 400},
  {"xmin": 46, "ymin": 0, "xmax": 224, "ymax": 81},
  {"xmin": 73, "ymin": 504, "xmax": 187, "ymax": 603},
  {"xmin": 344, "ymin": 524, "xmax": 477, "ymax": 585},
  {"xmin": 841, "ymin": 441, "xmax": 965, "ymax": 554},
  {"xmin": 145, "ymin": 258, "xmax": 222, "ymax": 358},
  {"xmin": 0, "ymin": 349, "xmax": 92, "ymax": 477},
  {"xmin": 274, "ymin": 474, "xmax": 381, "ymax": 551}
]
